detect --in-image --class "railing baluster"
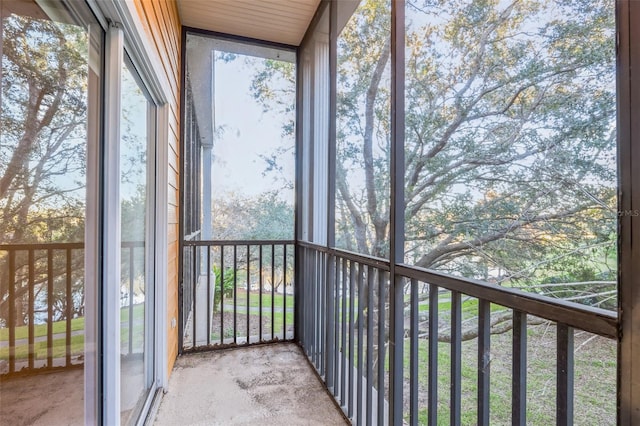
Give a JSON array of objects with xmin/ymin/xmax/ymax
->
[
  {"xmin": 451, "ymin": 291, "xmax": 462, "ymax": 426},
  {"xmin": 357, "ymin": 262, "xmax": 365, "ymax": 426},
  {"xmin": 428, "ymin": 284, "xmax": 439, "ymax": 426},
  {"xmin": 28, "ymin": 249, "xmax": 35, "ymax": 370},
  {"xmin": 283, "ymin": 244, "xmax": 287, "ymax": 339},
  {"xmin": 348, "ymin": 260, "xmax": 356, "ymax": 418},
  {"xmin": 271, "ymin": 244, "xmax": 275, "ymax": 341},
  {"xmin": 259, "ymin": 245, "xmax": 263, "ymax": 341},
  {"xmin": 129, "ymin": 245, "xmax": 135, "ymax": 354},
  {"xmin": 207, "ymin": 246, "xmax": 211, "ymax": 346},
  {"xmin": 66, "ymin": 247, "xmax": 73, "ymax": 366},
  {"xmin": 336, "ymin": 257, "xmax": 341, "ymax": 395},
  {"xmin": 377, "ymin": 270, "xmax": 386, "ymax": 424},
  {"xmin": 314, "ymin": 250, "xmax": 319, "ymax": 368},
  {"xmin": 47, "ymin": 248, "xmax": 53, "ymax": 367},
  {"xmin": 341, "ymin": 257, "xmax": 348, "ymax": 407},
  {"xmin": 512, "ymin": 311, "xmax": 527, "ymax": 426},
  {"xmin": 8, "ymin": 249, "xmax": 16, "ymax": 374},
  {"xmin": 220, "ymin": 246, "xmax": 224, "ymax": 344},
  {"xmin": 478, "ymin": 299, "xmax": 491, "ymax": 426},
  {"xmin": 557, "ymin": 323, "xmax": 574, "ymax": 425},
  {"xmin": 366, "ymin": 266, "xmax": 374, "ymax": 426},
  {"xmin": 233, "ymin": 245, "xmax": 238, "ymax": 344},
  {"xmin": 192, "ymin": 245, "xmax": 197, "ymax": 347},
  {"xmin": 305, "ymin": 250, "xmax": 312, "ymax": 362},
  {"xmin": 247, "ymin": 245, "xmax": 250, "ymax": 343},
  {"xmin": 410, "ymin": 278, "xmax": 419, "ymax": 426},
  {"xmin": 327, "ymin": 254, "xmax": 336, "ymax": 390},
  {"xmin": 319, "ymin": 252, "xmax": 325, "ymax": 375},
  {"xmin": 305, "ymin": 250, "xmax": 312, "ymax": 358}
]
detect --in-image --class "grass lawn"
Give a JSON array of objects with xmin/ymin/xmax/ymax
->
[
  {"xmin": 1, "ymin": 304, "xmax": 146, "ymax": 362},
  {"xmin": 232, "ymin": 291, "xmax": 294, "ymax": 310},
  {"xmin": 398, "ymin": 322, "xmax": 616, "ymax": 425}
]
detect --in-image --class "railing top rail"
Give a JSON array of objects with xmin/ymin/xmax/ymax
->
[
  {"xmin": 0, "ymin": 242, "xmax": 85, "ymax": 250},
  {"xmin": 296, "ymin": 242, "xmax": 617, "ymax": 338},
  {"xmin": 298, "ymin": 240, "xmax": 391, "ymax": 271},
  {"xmin": 396, "ymin": 264, "xmax": 618, "ymax": 339},
  {"xmin": 183, "ymin": 239, "xmax": 295, "ymax": 247}
]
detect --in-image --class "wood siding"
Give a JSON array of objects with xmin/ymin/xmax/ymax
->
[{"xmin": 132, "ymin": 0, "xmax": 181, "ymax": 377}]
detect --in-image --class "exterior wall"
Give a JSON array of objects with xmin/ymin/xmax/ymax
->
[{"xmin": 131, "ymin": 0, "xmax": 181, "ymax": 377}]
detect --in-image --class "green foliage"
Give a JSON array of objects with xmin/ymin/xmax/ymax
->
[
  {"xmin": 212, "ymin": 191, "xmax": 294, "ymax": 241},
  {"xmin": 212, "ymin": 265, "xmax": 236, "ymax": 312},
  {"xmin": 268, "ymin": 0, "xmax": 617, "ymax": 307}
]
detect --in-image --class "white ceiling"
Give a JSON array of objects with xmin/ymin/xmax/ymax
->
[{"xmin": 176, "ymin": 0, "xmax": 322, "ymax": 46}]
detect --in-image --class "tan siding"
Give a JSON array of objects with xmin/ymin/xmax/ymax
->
[
  {"xmin": 132, "ymin": 0, "xmax": 182, "ymax": 378},
  {"xmin": 168, "ymin": 146, "xmax": 179, "ymax": 174},
  {"xmin": 168, "ymin": 186, "xmax": 178, "ymax": 206}
]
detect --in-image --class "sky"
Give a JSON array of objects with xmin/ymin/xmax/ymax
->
[{"xmin": 212, "ymin": 54, "xmax": 296, "ymax": 203}]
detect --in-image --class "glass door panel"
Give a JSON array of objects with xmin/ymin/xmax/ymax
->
[
  {"xmin": 119, "ymin": 58, "xmax": 154, "ymax": 425},
  {"xmin": 0, "ymin": 1, "xmax": 102, "ymax": 424}
]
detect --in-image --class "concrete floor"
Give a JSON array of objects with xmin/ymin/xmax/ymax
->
[{"xmin": 153, "ymin": 343, "xmax": 349, "ymax": 426}]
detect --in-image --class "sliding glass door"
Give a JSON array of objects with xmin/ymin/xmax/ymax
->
[
  {"xmin": 119, "ymin": 58, "xmax": 156, "ymax": 425},
  {"xmin": 0, "ymin": 1, "xmax": 102, "ymax": 424}
]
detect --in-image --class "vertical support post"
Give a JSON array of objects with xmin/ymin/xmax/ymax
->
[
  {"xmin": 326, "ymin": 0, "xmax": 338, "ymax": 399},
  {"xmin": 294, "ymin": 38, "xmax": 304, "ymax": 343},
  {"xmin": 389, "ymin": 0, "xmax": 406, "ymax": 424},
  {"xmin": 327, "ymin": 0, "xmax": 337, "ymax": 251},
  {"xmin": 618, "ymin": 1, "xmax": 640, "ymax": 424}
]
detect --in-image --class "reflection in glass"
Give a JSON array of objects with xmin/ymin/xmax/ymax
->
[
  {"xmin": 120, "ymin": 60, "xmax": 153, "ymax": 425},
  {"xmin": 404, "ymin": 0, "xmax": 617, "ymax": 308},
  {"xmin": 0, "ymin": 1, "xmax": 100, "ymax": 424}
]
